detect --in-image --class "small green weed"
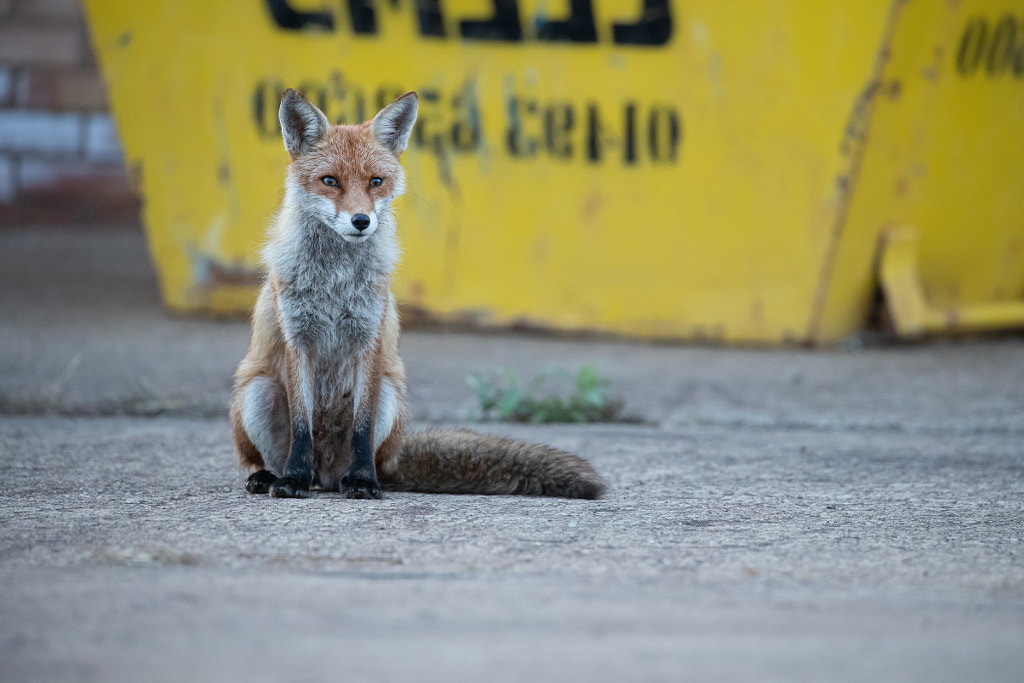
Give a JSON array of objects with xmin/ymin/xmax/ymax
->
[{"xmin": 466, "ymin": 366, "xmax": 622, "ymax": 423}]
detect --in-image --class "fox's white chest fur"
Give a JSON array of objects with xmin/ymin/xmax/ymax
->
[
  {"xmin": 267, "ymin": 207, "xmax": 395, "ymax": 353},
  {"xmin": 264, "ymin": 192, "xmax": 399, "ymax": 404}
]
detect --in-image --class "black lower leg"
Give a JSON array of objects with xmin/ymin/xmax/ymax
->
[
  {"xmin": 270, "ymin": 420, "xmax": 314, "ymax": 499},
  {"xmin": 341, "ymin": 420, "xmax": 381, "ymax": 499},
  {"xmin": 245, "ymin": 469, "xmax": 278, "ymax": 494}
]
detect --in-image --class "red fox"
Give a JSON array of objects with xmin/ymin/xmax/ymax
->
[{"xmin": 229, "ymin": 89, "xmax": 606, "ymax": 500}]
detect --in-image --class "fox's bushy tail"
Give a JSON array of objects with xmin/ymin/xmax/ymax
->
[{"xmin": 380, "ymin": 429, "xmax": 607, "ymax": 499}]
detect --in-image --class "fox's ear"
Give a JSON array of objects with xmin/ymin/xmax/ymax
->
[
  {"xmin": 370, "ymin": 92, "xmax": 418, "ymax": 156},
  {"xmin": 279, "ymin": 89, "xmax": 330, "ymax": 159}
]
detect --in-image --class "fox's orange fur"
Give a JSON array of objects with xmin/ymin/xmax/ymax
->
[{"xmin": 229, "ymin": 89, "xmax": 606, "ymax": 500}]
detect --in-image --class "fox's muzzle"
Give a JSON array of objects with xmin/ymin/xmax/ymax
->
[{"xmin": 351, "ymin": 214, "xmax": 371, "ymax": 232}]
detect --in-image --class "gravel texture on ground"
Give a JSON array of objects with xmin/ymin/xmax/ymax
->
[{"xmin": 1, "ymin": 227, "xmax": 1022, "ymax": 681}]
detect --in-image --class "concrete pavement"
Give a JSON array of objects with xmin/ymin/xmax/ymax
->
[{"xmin": 1, "ymin": 227, "xmax": 1022, "ymax": 681}]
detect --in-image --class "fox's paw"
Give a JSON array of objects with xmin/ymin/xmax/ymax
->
[
  {"xmin": 269, "ymin": 476, "xmax": 312, "ymax": 499},
  {"xmin": 341, "ymin": 474, "xmax": 382, "ymax": 500},
  {"xmin": 245, "ymin": 470, "xmax": 278, "ymax": 495}
]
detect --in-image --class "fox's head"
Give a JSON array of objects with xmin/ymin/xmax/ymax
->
[{"xmin": 279, "ymin": 89, "xmax": 418, "ymax": 244}]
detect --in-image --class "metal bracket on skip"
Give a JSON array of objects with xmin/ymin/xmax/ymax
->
[{"xmin": 878, "ymin": 225, "xmax": 1024, "ymax": 338}]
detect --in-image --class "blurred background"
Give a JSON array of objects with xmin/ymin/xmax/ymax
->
[
  {"xmin": 0, "ymin": 0, "xmax": 137, "ymax": 224},
  {"xmin": 2, "ymin": 0, "xmax": 1023, "ymax": 345}
]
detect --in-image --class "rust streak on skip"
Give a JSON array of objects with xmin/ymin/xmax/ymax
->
[{"xmin": 806, "ymin": 0, "xmax": 906, "ymax": 343}]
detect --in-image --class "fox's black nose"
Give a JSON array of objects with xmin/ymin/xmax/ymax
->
[{"xmin": 351, "ymin": 214, "xmax": 371, "ymax": 232}]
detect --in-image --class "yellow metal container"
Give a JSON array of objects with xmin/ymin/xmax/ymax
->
[
  {"xmin": 82, "ymin": 0, "xmax": 1024, "ymax": 343},
  {"xmin": 812, "ymin": 0, "xmax": 1024, "ymax": 341}
]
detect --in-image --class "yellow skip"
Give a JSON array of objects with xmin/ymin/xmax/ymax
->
[
  {"xmin": 880, "ymin": 225, "xmax": 1024, "ymax": 337},
  {"xmin": 82, "ymin": 0, "xmax": 1024, "ymax": 343}
]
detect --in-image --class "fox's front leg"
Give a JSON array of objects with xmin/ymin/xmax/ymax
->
[
  {"xmin": 269, "ymin": 349, "xmax": 316, "ymax": 499},
  {"xmin": 341, "ymin": 359, "xmax": 383, "ymax": 499}
]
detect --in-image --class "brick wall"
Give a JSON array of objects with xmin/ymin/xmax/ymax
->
[{"xmin": 0, "ymin": 0, "xmax": 140, "ymax": 225}]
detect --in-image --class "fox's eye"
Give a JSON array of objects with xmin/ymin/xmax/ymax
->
[
  {"xmin": 369, "ymin": 177, "xmax": 383, "ymax": 187},
  {"xmin": 322, "ymin": 176, "xmax": 339, "ymax": 187}
]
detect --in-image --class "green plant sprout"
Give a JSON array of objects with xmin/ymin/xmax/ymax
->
[{"xmin": 466, "ymin": 366, "xmax": 622, "ymax": 423}]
